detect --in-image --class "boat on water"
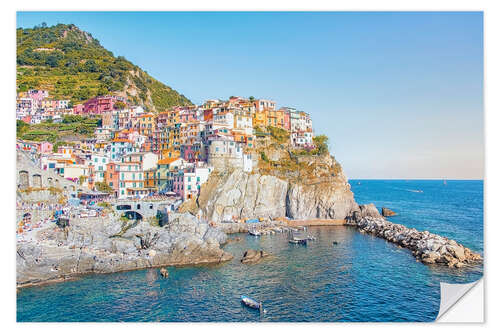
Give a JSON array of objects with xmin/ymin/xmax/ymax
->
[
  {"xmin": 241, "ymin": 295, "xmax": 262, "ymax": 310},
  {"xmin": 289, "ymin": 238, "xmax": 307, "ymax": 245},
  {"xmin": 248, "ymin": 230, "xmax": 261, "ymax": 236}
]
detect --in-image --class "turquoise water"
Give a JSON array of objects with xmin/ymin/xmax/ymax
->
[{"xmin": 17, "ymin": 180, "xmax": 483, "ymax": 322}]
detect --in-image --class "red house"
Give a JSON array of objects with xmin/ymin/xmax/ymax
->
[{"xmin": 83, "ymin": 96, "xmax": 125, "ymax": 115}]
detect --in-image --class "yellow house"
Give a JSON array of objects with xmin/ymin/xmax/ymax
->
[
  {"xmin": 253, "ymin": 110, "xmax": 267, "ymax": 128},
  {"xmin": 138, "ymin": 113, "xmax": 156, "ymax": 137},
  {"xmin": 160, "ymin": 148, "xmax": 181, "ymax": 160}
]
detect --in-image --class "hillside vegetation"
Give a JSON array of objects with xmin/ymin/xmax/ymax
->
[
  {"xmin": 17, "ymin": 115, "xmax": 100, "ymax": 147},
  {"xmin": 17, "ymin": 23, "xmax": 192, "ymax": 111}
]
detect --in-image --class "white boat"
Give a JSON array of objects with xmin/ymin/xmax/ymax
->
[
  {"xmin": 248, "ymin": 230, "xmax": 261, "ymax": 236},
  {"xmin": 241, "ymin": 295, "xmax": 262, "ymax": 310}
]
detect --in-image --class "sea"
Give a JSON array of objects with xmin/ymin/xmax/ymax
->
[{"xmin": 17, "ymin": 180, "xmax": 483, "ymax": 322}]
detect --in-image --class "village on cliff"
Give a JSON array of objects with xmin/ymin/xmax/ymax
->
[{"xmin": 17, "ymin": 91, "xmax": 315, "ymax": 201}]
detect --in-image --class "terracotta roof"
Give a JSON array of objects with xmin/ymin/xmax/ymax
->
[{"xmin": 158, "ymin": 157, "xmax": 179, "ymax": 165}]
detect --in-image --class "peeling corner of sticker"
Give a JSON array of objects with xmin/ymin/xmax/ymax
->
[{"xmin": 435, "ymin": 278, "xmax": 483, "ymax": 321}]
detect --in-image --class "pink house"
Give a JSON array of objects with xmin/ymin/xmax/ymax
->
[
  {"xmin": 73, "ymin": 104, "xmax": 84, "ymax": 114},
  {"xmin": 181, "ymin": 145, "xmax": 198, "ymax": 162},
  {"xmin": 179, "ymin": 108, "xmax": 198, "ymax": 123},
  {"xmin": 83, "ymin": 96, "xmax": 125, "ymax": 114},
  {"xmin": 283, "ymin": 110, "xmax": 291, "ymax": 131},
  {"xmin": 27, "ymin": 89, "xmax": 49, "ymax": 102},
  {"xmin": 37, "ymin": 141, "xmax": 53, "ymax": 154}
]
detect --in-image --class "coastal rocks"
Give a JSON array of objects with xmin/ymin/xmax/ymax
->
[
  {"xmin": 381, "ymin": 207, "xmax": 397, "ymax": 217},
  {"xmin": 241, "ymin": 249, "xmax": 270, "ymax": 264},
  {"xmin": 159, "ymin": 267, "xmax": 169, "ymax": 278},
  {"xmin": 16, "ymin": 213, "xmax": 233, "ymax": 287},
  {"xmin": 350, "ymin": 216, "xmax": 482, "ymax": 268},
  {"xmin": 359, "ymin": 204, "xmax": 382, "ymax": 219}
]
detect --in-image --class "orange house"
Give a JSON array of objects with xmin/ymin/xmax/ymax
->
[{"xmin": 253, "ymin": 110, "xmax": 267, "ymax": 128}]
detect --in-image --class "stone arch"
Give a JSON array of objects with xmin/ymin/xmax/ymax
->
[
  {"xmin": 32, "ymin": 174, "xmax": 42, "ymax": 188},
  {"xmin": 18, "ymin": 170, "xmax": 29, "ymax": 189}
]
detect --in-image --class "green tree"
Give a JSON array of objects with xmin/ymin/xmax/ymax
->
[
  {"xmin": 95, "ymin": 181, "xmax": 114, "ymax": 194},
  {"xmin": 114, "ymin": 100, "xmax": 126, "ymax": 110},
  {"xmin": 46, "ymin": 55, "xmax": 60, "ymax": 67},
  {"xmin": 313, "ymin": 135, "xmax": 329, "ymax": 155},
  {"xmin": 16, "ymin": 120, "xmax": 29, "ymax": 137}
]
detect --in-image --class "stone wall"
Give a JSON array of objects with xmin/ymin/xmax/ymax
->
[{"xmin": 16, "ymin": 150, "xmax": 81, "ymax": 192}]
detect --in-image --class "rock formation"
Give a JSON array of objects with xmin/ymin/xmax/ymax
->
[
  {"xmin": 159, "ymin": 267, "xmax": 169, "ymax": 278},
  {"xmin": 381, "ymin": 207, "xmax": 397, "ymax": 217},
  {"xmin": 180, "ymin": 151, "xmax": 360, "ymax": 222},
  {"xmin": 347, "ymin": 216, "xmax": 482, "ymax": 267},
  {"xmin": 16, "ymin": 213, "xmax": 232, "ymax": 287},
  {"xmin": 241, "ymin": 249, "xmax": 270, "ymax": 264}
]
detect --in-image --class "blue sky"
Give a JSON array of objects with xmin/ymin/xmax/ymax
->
[{"xmin": 17, "ymin": 12, "xmax": 484, "ymax": 179}]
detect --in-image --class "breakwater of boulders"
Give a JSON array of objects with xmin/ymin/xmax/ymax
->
[{"xmin": 347, "ymin": 216, "xmax": 482, "ymax": 268}]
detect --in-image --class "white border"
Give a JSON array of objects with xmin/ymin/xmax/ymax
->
[{"xmin": 2, "ymin": 1, "xmax": 498, "ymax": 331}]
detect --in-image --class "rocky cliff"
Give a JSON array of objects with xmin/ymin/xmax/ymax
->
[{"xmin": 180, "ymin": 147, "xmax": 360, "ymax": 222}]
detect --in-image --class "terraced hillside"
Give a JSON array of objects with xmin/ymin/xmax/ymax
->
[{"xmin": 17, "ymin": 23, "xmax": 191, "ymax": 111}]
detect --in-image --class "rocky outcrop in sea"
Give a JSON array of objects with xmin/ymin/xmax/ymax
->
[
  {"xmin": 240, "ymin": 249, "xmax": 270, "ymax": 264},
  {"xmin": 16, "ymin": 213, "xmax": 232, "ymax": 287},
  {"xmin": 347, "ymin": 215, "xmax": 482, "ymax": 267}
]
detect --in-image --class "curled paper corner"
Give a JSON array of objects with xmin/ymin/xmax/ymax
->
[{"xmin": 436, "ymin": 278, "xmax": 483, "ymax": 322}]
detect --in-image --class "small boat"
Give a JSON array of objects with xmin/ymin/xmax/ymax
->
[
  {"xmin": 248, "ymin": 230, "xmax": 261, "ymax": 236},
  {"xmin": 289, "ymin": 238, "xmax": 307, "ymax": 245},
  {"xmin": 241, "ymin": 295, "xmax": 262, "ymax": 310}
]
